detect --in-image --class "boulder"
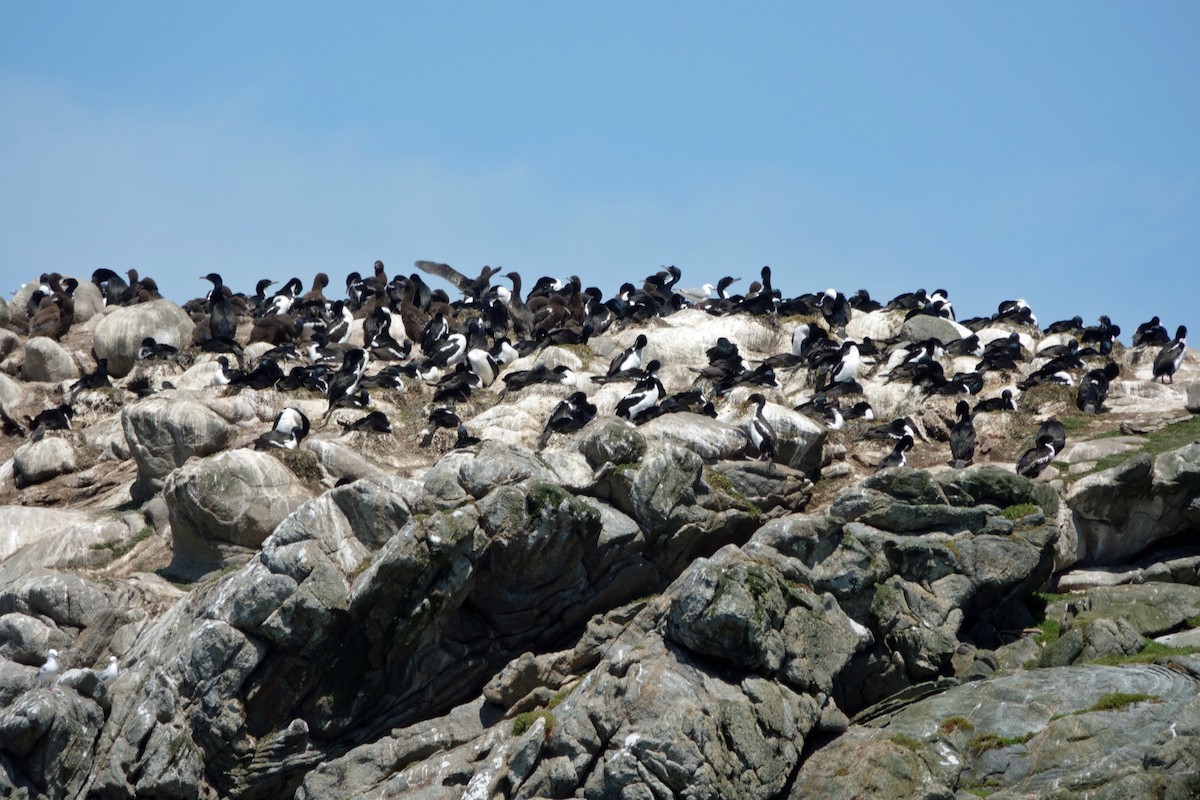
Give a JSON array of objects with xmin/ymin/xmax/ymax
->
[
  {"xmin": 12, "ymin": 436, "xmax": 76, "ymax": 487},
  {"xmin": 1059, "ymin": 435, "xmax": 1147, "ymax": 465},
  {"xmin": 899, "ymin": 314, "xmax": 973, "ymax": 345},
  {"xmin": 791, "ymin": 664, "xmax": 1200, "ymax": 799},
  {"xmin": 1187, "ymin": 382, "xmax": 1200, "ymax": 414},
  {"xmin": 0, "ymin": 613, "xmax": 68, "ymax": 664},
  {"xmin": 579, "ymin": 418, "xmax": 646, "ymax": 468},
  {"xmin": 845, "ymin": 308, "xmax": 906, "ymax": 343},
  {"xmin": 21, "ymin": 337, "xmax": 78, "ymax": 382},
  {"xmin": 0, "ymin": 571, "xmax": 112, "ymax": 629},
  {"xmin": 1067, "ymin": 444, "xmax": 1200, "ymax": 565},
  {"xmin": 92, "ymin": 299, "xmax": 194, "ymax": 377},
  {"xmin": 639, "ymin": 412, "xmax": 748, "ymax": 460},
  {"xmin": 0, "ymin": 507, "xmax": 132, "ymax": 572},
  {"xmin": 0, "ymin": 328, "xmax": 20, "ymax": 363},
  {"xmin": 165, "ymin": 449, "xmax": 311, "ymax": 578},
  {"xmin": 121, "ymin": 397, "xmax": 232, "ymax": 501}
]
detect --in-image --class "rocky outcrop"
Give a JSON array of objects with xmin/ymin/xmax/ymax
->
[
  {"xmin": 1068, "ymin": 443, "xmax": 1200, "ymax": 565},
  {"xmin": 121, "ymin": 396, "xmax": 232, "ymax": 501},
  {"xmin": 92, "ymin": 299, "xmax": 194, "ymax": 377},
  {"xmin": 794, "ymin": 663, "xmax": 1200, "ymax": 799},
  {"xmin": 6, "ymin": 272, "xmax": 1200, "ymax": 800},
  {"xmin": 165, "ymin": 449, "xmax": 313, "ymax": 578},
  {"xmin": 20, "ymin": 338, "xmax": 78, "ymax": 383},
  {"xmin": 12, "ymin": 438, "xmax": 75, "ymax": 488}
]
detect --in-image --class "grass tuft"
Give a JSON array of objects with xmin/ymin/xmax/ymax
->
[
  {"xmin": 1001, "ymin": 502, "xmax": 1040, "ymax": 521},
  {"xmin": 939, "ymin": 716, "xmax": 975, "ymax": 734},
  {"xmin": 1087, "ymin": 692, "xmax": 1162, "ymax": 712},
  {"xmin": 966, "ymin": 731, "xmax": 1035, "ymax": 755},
  {"xmin": 512, "ymin": 709, "xmax": 555, "ymax": 736},
  {"xmin": 889, "ymin": 733, "xmax": 923, "ymax": 752}
]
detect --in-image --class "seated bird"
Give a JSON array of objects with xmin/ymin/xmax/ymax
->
[{"xmin": 949, "ymin": 400, "xmax": 975, "ymax": 468}]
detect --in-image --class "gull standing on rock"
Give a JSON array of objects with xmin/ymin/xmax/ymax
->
[
  {"xmin": 37, "ymin": 649, "xmax": 60, "ymax": 685},
  {"xmin": 98, "ymin": 656, "xmax": 119, "ymax": 683}
]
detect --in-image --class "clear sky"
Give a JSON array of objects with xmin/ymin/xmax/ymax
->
[{"xmin": 2, "ymin": 2, "xmax": 1197, "ymax": 336}]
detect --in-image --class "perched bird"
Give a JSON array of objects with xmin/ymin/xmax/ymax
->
[
  {"xmin": 949, "ymin": 400, "xmax": 975, "ymax": 468},
  {"xmin": 615, "ymin": 360, "xmax": 664, "ymax": 422},
  {"xmin": 1038, "ymin": 419, "xmax": 1067, "ymax": 455},
  {"xmin": 253, "ymin": 407, "xmax": 310, "ymax": 451},
  {"xmin": 607, "ymin": 334, "xmax": 648, "ymax": 376},
  {"xmin": 876, "ymin": 434, "xmax": 914, "ymax": 472},
  {"xmin": 1076, "ymin": 362, "xmax": 1121, "ymax": 414},
  {"xmin": 420, "ymin": 407, "xmax": 461, "ymax": 446},
  {"xmin": 1132, "ymin": 316, "xmax": 1170, "ymax": 348},
  {"xmin": 974, "ymin": 389, "xmax": 1018, "ymax": 414},
  {"xmin": 69, "ymin": 357, "xmax": 112, "ymax": 398},
  {"xmin": 138, "ymin": 337, "xmax": 179, "ymax": 362},
  {"xmin": 98, "ymin": 656, "xmax": 119, "ymax": 683},
  {"xmin": 254, "ymin": 424, "xmax": 303, "ymax": 450},
  {"xmin": 539, "ymin": 391, "xmax": 598, "ymax": 446},
  {"xmin": 864, "ymin": 418, "xmax": 916, "ymax": 441},
  {"xmin": 340, "ymin": 410, "xmax": 392, "ymax": 434},
  {"xmin": 501, "ymin": 364, "xmax": 574, "ymax": 395},
  {"xmin": 1153, "ymin": 326, "xmax": 1187, "ymax": 384},
  {"xmin": 820, "ymin": 341, "xmax": 861, "ymax": 389},
  {"xmin": 27, "ymin": 404, "xmax": 74, "ymax": 440},
  {"xmin": 1016, "ymin": 433, "xmax": 1057, "ymax": 478},
  {"xmin": 745, "ymin": 393, "xmax": 777, "ymax": 462},
  {"xmin": 818, "ymin": 288, "xmax": 851, "ymax": 329},
  {"xmin": 324, "ymin": 349, "xmax": 370, "ymax": 421},
  {"xmin": 37, "ymin": 649, "xmax": 59, "ymax": 684}
]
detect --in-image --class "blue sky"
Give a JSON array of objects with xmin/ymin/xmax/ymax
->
[{"xmin": 2, "ymin": 2, "xmax": 1197, "ymax": 336}]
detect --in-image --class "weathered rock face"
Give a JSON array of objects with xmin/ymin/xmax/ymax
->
[
  {"xmin": 92, "ymin": 299, "xmax": 194, "ymax": 377},
  {"xmin": 20, "ymin": 337, "xmax": 78, "ymax": 383},
  {"xmin": 7, "ymin": 270, "xmax": 1200, "ymax": 800},
  {"xmin": 1067, "ymin": 443, "xmax": 1200, "ymax": 565},
  {"xmin": 900, "ymin": 313, "xmax": 973, "ymax": 345},
  {"xmin": 12, "ymin": 437, "xmax": 75, "ymax": 488},
  {"xmin": 793, "ymin": 663, "xmax": 1200, "ymax": 799},
  {"xmin": 0, "ymin": 507, "xmax": 131, "ymax": 571},
  {"xmin": 165, "ymin": 449, "xmax": 312, "ymax": 578},
  {"xmin": 121, "ymin": 397, "xmax": 232, "ymax": 501}
]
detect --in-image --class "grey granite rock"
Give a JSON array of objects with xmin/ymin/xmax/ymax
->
[
  {"xmin": 12, "ymin": 437, "xmax": 75, "ymax": 487},
  {"xmin": 165, "ymin": 449, "xmax": 311, "ymax": 578},
  {"xmin": 121, "ymin": 397, "xmax": 231, "ymax": 501},
  {"xmin": 21, "ymin": 337, "xmax": 78, "ymax": 382},
  {"xmin": 92, "ymin": 299, "xmax": 194, "ymax": 377}
]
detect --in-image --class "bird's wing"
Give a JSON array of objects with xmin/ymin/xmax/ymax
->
[{"xmin": 414, "ymin": 260, "xmax": 470, "ymax": 291}]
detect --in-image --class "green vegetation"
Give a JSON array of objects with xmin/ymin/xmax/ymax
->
[
  {"xmin": 1088, "ymin": 641, "xmax": 1200, "ymax": 666},
  {"xmin": 90, "ymin": 525, "xmax": 155, "ymax": 564},
  {"xmin": 966, "ymin": 731, "xmax": 1036, "ymax": 755},
  {"xmin": 1051, "ymin": 692, "xmax": 1163, "ymax": 720},
  {"xmin": 1088, "ymin": 692, "xmax": 1162, "ymax": 712},
  {"xmin": 270, "ymin": 448, "xmax": 323, "ymax": 484},
  {"xmin": 1066, "ymin": 414, "xmax": 1200, "ymax": 482},
  {"xmin": 889, "ymin": 733, "xmax": 923, "ymax": 751},
  {"xmin": 1001, "ymin": 502, "xmax": 1040, "ymax": 521},
  {"xmin": 1034, "ymin": 619, "xmax": 1062, "ymax": 646},
  {"xmin": 512, "ymin": 709, "xmax": 555, "ymax": 736},
  {"xmin": 704, "ymin": 469, "xmax": 763, "ymax": 519},
  {"xmin": 1059, "ymin": 415, "xmax": 1092, "ymax": 433},
  {"xmin": 939, "ymin": 716, "xmax": 975, "ymax": 734}
]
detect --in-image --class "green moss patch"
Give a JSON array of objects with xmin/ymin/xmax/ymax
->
[
  {"xmin": 966, "ymin": 731, "xmax": 1035, "ymax": 755},
  {"xmin": 512, "ymin": 709, "xmax": 555, "ymax": 736},
  {"xmin": 1087, "ymin": 692, "xmax": 1162, "ymax": 712}
]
